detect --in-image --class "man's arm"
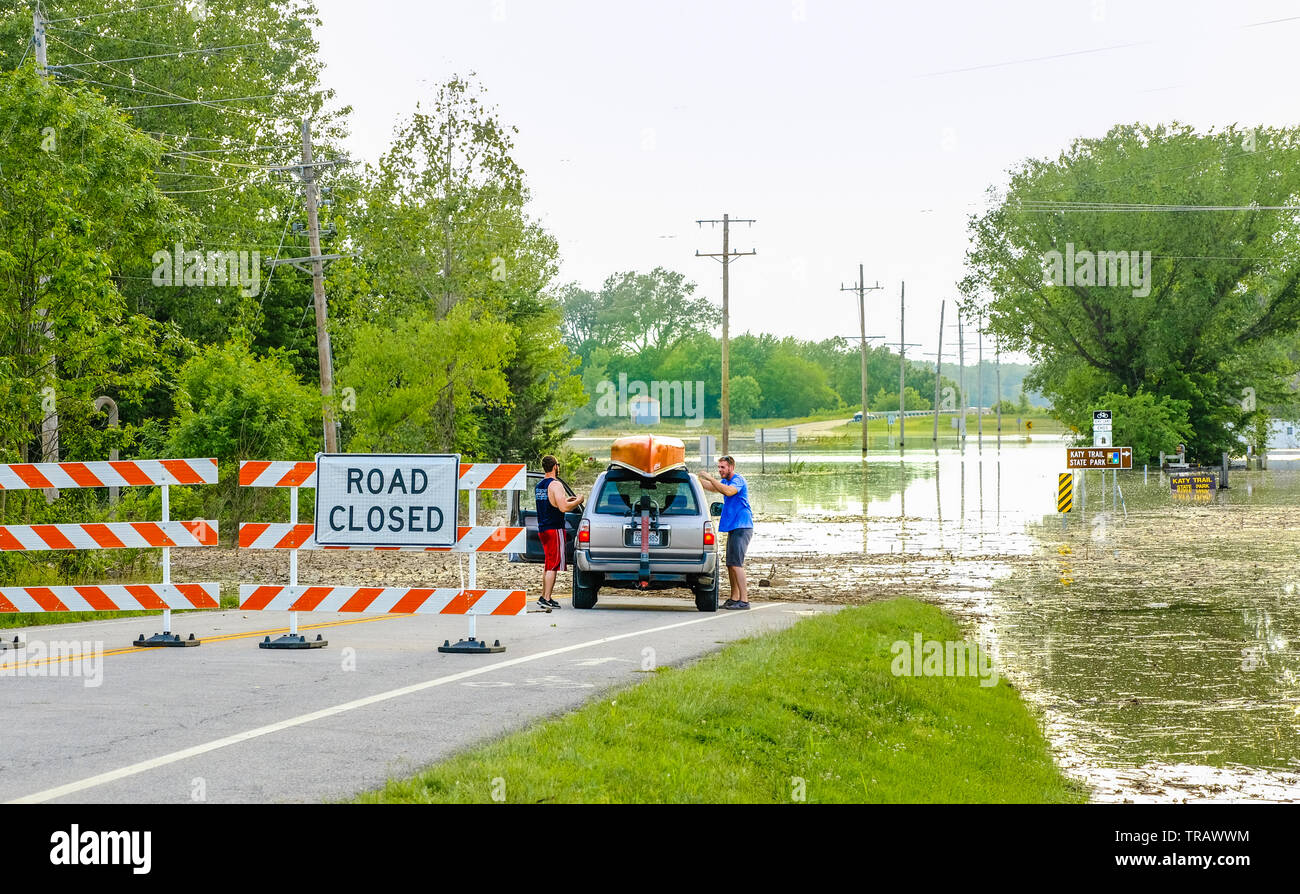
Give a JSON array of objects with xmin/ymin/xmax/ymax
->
[
  {"xmin": 697, "ymin": 472, "xmax": 738, "ymax": 497},
  {"xmin": 549, "ymin": 479, "xmax": 584, "ymax": 512}
]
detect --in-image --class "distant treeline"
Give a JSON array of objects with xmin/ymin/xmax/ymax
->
[{"xmin": 560, "ymin": 269, "xmax": 1041, "ymax": 427}]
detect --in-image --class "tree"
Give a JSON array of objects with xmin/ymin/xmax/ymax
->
[
  {"xmin": 0, "ymin": 0, "xmax": 347, "ymax": 355},
  {"xmin": 1085, "ymin": 391, "xmax": 1193, "ymax": 465},
  {"xmin": 962, "ymin": 122, "xmax": 1300, "ymax": 458},
  {"xmin": 595, "ymin": 268, "xmax": 720, "ymax": 355},
  {"xmin": 167, "ymin": 339, "xmax": 321, "ymax": 535},
  {"xmin": 338, "ymin": 75, "xmax": 582, "ymax": 457},
  {"xmin": 728, "ymin": 376, "xmax": 762, "ymax": 423},
  {"xmin": 0, "ymin": 66, "xmax": 184, "ymax": 469},
  {"xmin": 338, "ymin": 303, "xmax": 515, "ymax": 455},
  {"xmin": 870, "ymin": 386, "xmax": 931, "ymax": 413}
]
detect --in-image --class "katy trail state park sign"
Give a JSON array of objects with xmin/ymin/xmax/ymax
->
[
  {"xmin": 1066, "ymin": 447, "xmax": 1133, "ymax": 470},
  {"xmin": 313, "ymin": 454, "xmax": 459, "ymax": 548}
]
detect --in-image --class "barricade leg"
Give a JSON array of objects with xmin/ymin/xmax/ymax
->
[
  {"xmin": 439, "ymin": 489, "xmax": 504, "ymax": 654},
  {"xmin": 135, "ymin": 485, "xmax": 201, "ymax": 648},
  {"xmin": 261, "ymin": 487, "xmax": 327, "ymax": 649}
]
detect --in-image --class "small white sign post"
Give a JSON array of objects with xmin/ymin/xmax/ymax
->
[{"xmin": 1093, "ymin": 410, "xmax": 1113, "ymax": 448}]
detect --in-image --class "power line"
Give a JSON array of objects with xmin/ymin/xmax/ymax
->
[
  {"xmin": 161, "ymin": 150, "xmax": 285, "ymax": 169},
  {"xmin": 160, "ymin": 182, "xmax": 242, "ymax": 195},
  {"xmin": 125, "ymin": 93, "xmax": 279, "ymax": 111},
  {"xmin": 47, "ymin": 42, "xmax": 271, "ymax": 69},
  {"xmin": 157, "ymin": 144, "xmax": 297, "ymax": 155},
  {"xmin": 47, "ymin": 33, "xmax": 288, "ymax": 125},
  {"xmin": 43, "ymin": 3, "xmax": 194, "ymax": 26},
  {"xmin": 152, "ymin": 170, "xmax": 234, "ymax": 180},
  {"xmin": 146, "ymin": 132, "xmax": 295, "ymax": 146},
  {"xmin": 259, "ymin": 194, "xmax": 304, "ymax": 312},
  {"xmin": 921, "ymin": 40, "xmax": 1153, "ymax": 78},
  {"xmin": 54, "ymin": 71, "xmax": 186, "ymax": 101}
]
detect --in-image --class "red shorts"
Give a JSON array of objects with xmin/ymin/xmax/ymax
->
[{"xmin": 540, "ymin": 528, "xmax": 567, "ymax": 571}]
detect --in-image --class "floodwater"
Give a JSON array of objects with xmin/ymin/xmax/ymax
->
[
  {"xmin": 183, "ymin": 433, "xmax": 1299, "ymax": 801},
  {"xmin": 712, "ymin": 442, "xmax": 1300, "ymax": 802}
]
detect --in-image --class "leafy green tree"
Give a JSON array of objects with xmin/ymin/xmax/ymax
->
[
  {"xmin": 337, "ymin": 75, "xmax": 580, "ymax": 456},
  {"xmin": 1086, "ymin": 391, "xmax": 1193, "ymax": 465},
  {"xmin": 476, "ymin": 289, "xmax": 585, "ymax": 461},
  {"xmin": 167, "ymin": 338, "xmax": 320, "ymax": 537},
  {"xmin": 168, "ymin": 339, "xmax": 320, "ymax": 460},
  {"xmin": 728, "ymin": 375, "xmax": 762, "ymax": 423},
  {"xmin": 870, "ymin": 386, "xmax": 931, "ymax": 413},
  {"xmin": 594, "ymin": 268, "xmax": 720, "ymax": 354},
  {"xmin": 962, "ymin": 122, "xmax": 1300, "ymax": 458},
  {"xmin": 338, "ymin": 304, "xmax": 514, "ymax": 455},
  {"xmin": 0, "ymin": 66, "xmax": 183, "ymax": 469},
  {"xmin": 0, "ymin": 0, "xmax": 346, "ymax": 348}
]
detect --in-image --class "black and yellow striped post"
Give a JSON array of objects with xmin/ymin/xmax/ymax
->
[{"xmin": 1057, "ymin": 472, "xmax": 1074, "ymax": 515}]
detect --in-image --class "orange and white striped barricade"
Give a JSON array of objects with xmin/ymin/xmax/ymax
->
[
  {"xmin": 237, "ymin": 457, "xmax": 528, "ymax": 652},
  {"xmin": 0, "ymin": 459, "xmax": 220, "ymax": 648}
]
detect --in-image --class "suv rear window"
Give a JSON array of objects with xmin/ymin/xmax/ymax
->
[{"xmin": 594, "ymin": 469, "xmax": 698, "ymax": 516}]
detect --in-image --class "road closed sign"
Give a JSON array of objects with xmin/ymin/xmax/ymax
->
[{"xmin": 314, "ymin": 454, "xmax": 459, "ymax": 548}]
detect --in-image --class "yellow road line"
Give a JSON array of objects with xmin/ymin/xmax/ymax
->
[{"xmin": 3, "ymin": 615, "xmax": 402, "ymax": 671}]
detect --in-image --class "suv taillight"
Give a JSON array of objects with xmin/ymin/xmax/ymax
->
[
  {"xmin": 703, "ymin": 520, "xmax": 715, "ymax": 546},
  {"xmin": 578, "ymin": 518, "xmax": 590, "ymax": 544}
]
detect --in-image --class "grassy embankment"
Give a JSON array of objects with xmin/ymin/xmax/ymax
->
[{"xmin": 361, "ymin": 598, "xmax": 1086, "ymax": 803}]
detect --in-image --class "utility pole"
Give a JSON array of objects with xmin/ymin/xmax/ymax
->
[
  {"xmin": 267, "ymin": 135, "xmax": 351, "ymax": 453},
  {"xmin": 33, "ymin": 3, "xmax": 47, "ymax": 76},
  {"xmin": 977, "ymin": 312, "xmax": 984, "ymax": 450},
  {"xmin": 883, "ymin": 282, "xmax": 919, "ymax": 453},
  {"xmin": 695, "ymin": 214, "xmax": 755, "ymax": 456},
  {"xmin": 302, "ymin": 118, "xmax": 337, "ymax": 452},
  {"xmin": 899, "ymin": 282, "xmax": 906, "ymax": 449},
  {"xmin": 995, "ymin": 336, "xmax": 1002, "ymax": 449},
  {"xmin": 840, "ymin": 264, "xmax": 882, "ymax": 456},
  {"xmin": 957, "ymin": 310, "xmax": 966, "ymax": 446},
  {"xmin": 932, "ymin": 300, "xmax": 945, "ymax": 446}
]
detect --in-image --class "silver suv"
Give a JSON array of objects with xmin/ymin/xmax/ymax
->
[{"xmin": 573, "ymin": 466, "xmax": 720, "ymax": 611}]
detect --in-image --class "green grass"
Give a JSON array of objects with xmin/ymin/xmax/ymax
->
[{"xmin": 360, "ymin": 599, "xmax": 1087, "ymax": 803}]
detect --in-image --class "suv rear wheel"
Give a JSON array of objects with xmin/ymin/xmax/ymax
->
[
  {"xmin": 573, "ymin": 567, "xmax": 601, "ymax": 609},
  {"xmin": 693, "ymin": 566, "xmax": 719, "ymax": 612}
]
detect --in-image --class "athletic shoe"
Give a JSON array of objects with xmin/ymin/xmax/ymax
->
[
  {"xmin": 544, "ymin": 597, "xmax": 562, "ymax": 609},
  {"xmin": 734, "ymin": 601, "xmax": 750, "ymax": 610},
  {"xmin": 722, "ymin": 599, "xmax": 738, "ymax": 609},
  {"xmin": 535, "ymin": 598, "xmax": 553, "ymax": 611}
]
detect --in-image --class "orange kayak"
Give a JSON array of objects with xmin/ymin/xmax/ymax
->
[{"xmin": 609, "ymin": 435, "xmax": 687, "ymax": 477}]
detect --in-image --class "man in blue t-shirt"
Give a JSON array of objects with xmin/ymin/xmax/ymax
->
[{"xmin": 696, "ymin": 455, "xmax": 754, "ymax": 610}]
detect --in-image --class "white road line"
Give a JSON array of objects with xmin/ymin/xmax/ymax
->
[{"xmin": 7, "ymin": 603, "xmax": 786, "ymax": 804}]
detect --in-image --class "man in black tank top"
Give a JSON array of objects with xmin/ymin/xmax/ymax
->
[{"xmin": 536, "ymin": 454, "xmax": 583, "ymax": 609}]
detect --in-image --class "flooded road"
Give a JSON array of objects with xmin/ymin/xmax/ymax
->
[
  {"xmin": 722, "ymin": 443, "xmax": 1300, "ymax": 802},
  {"xmin": 179, "ymin": 437, "xmax": 1299, "ymax": 801}
]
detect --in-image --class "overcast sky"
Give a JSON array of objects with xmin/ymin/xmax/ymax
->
[{"xmin": 314, "ymin": 0, "xmax": 1300, "ymax": 363}]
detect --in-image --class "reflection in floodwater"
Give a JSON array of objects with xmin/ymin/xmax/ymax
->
[{"xmin": 728, "ymin": 444, "xmax": 1300, "ymax": 802}]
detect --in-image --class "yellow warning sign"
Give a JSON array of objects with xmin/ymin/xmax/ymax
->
[{"xmin": 1057, "ymin": 472, "xmax": 1073, "ymax": 512}]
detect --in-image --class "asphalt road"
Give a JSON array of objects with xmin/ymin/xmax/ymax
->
[{"xmin": 0, "ymin": 596, "xmax": 833, "ymax": 803}]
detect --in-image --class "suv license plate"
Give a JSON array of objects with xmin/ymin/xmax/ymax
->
[{"xmin": 631, "ymin": 530, "xmax": 662, "ymax": 547}]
